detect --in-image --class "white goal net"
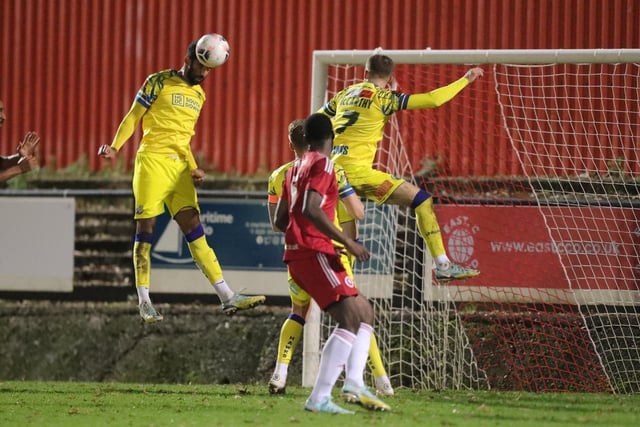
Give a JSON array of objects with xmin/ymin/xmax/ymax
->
[{"xmin": 306, "ymin": 49, "xmax": 640, "ymax": 393}]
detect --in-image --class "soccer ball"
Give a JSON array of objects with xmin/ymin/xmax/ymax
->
[{"xmin": 195, "ymin": 33, "xmax": 230, "ymax": 68}]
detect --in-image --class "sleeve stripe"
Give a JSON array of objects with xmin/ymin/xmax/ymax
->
[
  {"xmin": 135, "ymin": 95, "xmax": 151, "ymax": 109},
  {"xmin": 322, "ymin": 104, "xmax": 335, "ymax": 116},
  {"xmin": 324, "ymin": 158, "xmax": 334, "ymax": 174},
  {"xmin": 339, "ymin": 187, "xmax": 356, "ymax": 198},
  {"xmin": 398, "ymin": 93, "xmax": 410, "ymax": 110}
]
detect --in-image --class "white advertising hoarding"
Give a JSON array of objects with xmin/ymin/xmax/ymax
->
[{"xmin": 0, "ymin": 197, "xmax": 75, "ymax": 291}]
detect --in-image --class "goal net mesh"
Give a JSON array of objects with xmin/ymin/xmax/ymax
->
[{"xmin": 317, "ymin": 55, "xmax": 639, "ymax": 393}]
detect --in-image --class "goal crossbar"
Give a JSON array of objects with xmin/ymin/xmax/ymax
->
[{"xmin": 311, "ymin": 49, "xmax": 640, "ymax": 110}]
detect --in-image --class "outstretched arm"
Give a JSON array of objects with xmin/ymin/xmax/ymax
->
[
  {"xmin": 98, "ymin": 101, "xmax": 147, "ymax": 158},
  {"xmin": 0, "ymin": 132, "xmax": 40, "ymax": 182},
  {"xmin": 0, "ymin": 161, "xmax": 24, "ymax": 182},
  {"xmin": 0, "ymin": 156, "xmax": 36, "ymax": 182},
  {"xmin": 406, "ymin": 67, "xmax": 484, "ymax": 109}
]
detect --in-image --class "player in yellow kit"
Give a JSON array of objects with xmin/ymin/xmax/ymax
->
[
  {"xmin": 319, "ymin": 54, "xmax": 483, "ymax": 282},
  {"xmin": 98, "ymin": 37, "xmax": 265, "ymax": 322},
  {"xmin": 267, "ymin": 119, "xmax": 394, "ymax": 397}
]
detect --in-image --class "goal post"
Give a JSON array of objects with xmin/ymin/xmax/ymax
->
[{"xmin": 304, "ymin": 49, "xmax": 640, "ymax": 393}]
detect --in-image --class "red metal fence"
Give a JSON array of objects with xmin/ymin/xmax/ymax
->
[{"xmin": 1, "ymin": 0, "xmax": 637, "ymax": 176}]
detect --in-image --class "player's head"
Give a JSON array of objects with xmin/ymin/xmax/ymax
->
[
  {"xmin": 365, "ymin": 54, "xmax": 394, "ymax": 82},
  {"xmin": 0, "ymin": 99, "xmax": 5, "ymax": 128},
  {"xmin": 303, "ymin": 113, "xmax": 334, "ymax": 155},
  {"xmin": 180, "ymin": 40, "xmax": 212, "ymax": 86},
  {"xmin": 288, "ymin": 118, "xmax": 307, "ymax": 154}
]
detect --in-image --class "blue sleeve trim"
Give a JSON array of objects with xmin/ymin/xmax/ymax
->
[
  {"xmin": 398, "ymin": 93, "xmax": 410, "ymax": 110},
  {"xmin": 339, "ymin": 187, "xmax": 356, "ymax": 198},
  {"xmin": 135, "ymin": 95, "xmax": 151, "ymax": 109},
  {"xmin": 322, "ymin": 104, "xmax": 335, "ymax": 116}
]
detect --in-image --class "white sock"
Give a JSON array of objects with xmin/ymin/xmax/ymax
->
[
  {"xmin": 435, "ymin": 255, "xmax": 450, "ymax": 268},
  {"xmin": 273, "ymin": 362, "xmax": 289, "ymax": 378},
  {"xmin": 375, "ymin": 374, "xmax": 391, "ymax": 386},
  {"xmin": 213, "ymin": 279, "xmax": 234, "ymax": 302},
  {"xmin": 308, "ymin": 328, "xmax": 355, "ymax": 404},
  {"xmin": 137, "ymin": 286, "xmax": 151, "ymax": 305},
  {"xmin": 344, "ymin": 323, "xmax": 373, "ymax": 389}
]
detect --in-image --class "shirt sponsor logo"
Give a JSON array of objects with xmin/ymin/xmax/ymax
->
[{"xmin": 172, "ymin": 94, "xmax": 201, "ymax": 113}]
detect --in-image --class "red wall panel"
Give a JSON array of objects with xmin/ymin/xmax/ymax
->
[{"xmin": 1, "ymin": 0, "xmax": 638, "ymax": 176}]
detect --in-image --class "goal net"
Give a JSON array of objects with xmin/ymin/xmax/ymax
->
[{"xmin": 306, "ymin": 49, "xmax": 640, "ymax": 393}]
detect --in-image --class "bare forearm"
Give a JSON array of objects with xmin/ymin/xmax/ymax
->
[
  {"xmin": 268, "ymin": 203, "xmax": 282, "ymax": 232},
  {"xmin": 274, "ymin": 198, "xmax": 289, "ymax": 232},
  {"xmin": 341, "ymin": 195, "xmax": 364, "ymax": 221},
  {"xmin": 304, "ymin": 207, "xmax": 351, "ymax": 247},
  {"xmin": 0, "ymin": 154, "xmax": 19, "ymax": 169},
  {"xmin": 0, "ymin": 162, "xmax": 24, "ymax": 183}
]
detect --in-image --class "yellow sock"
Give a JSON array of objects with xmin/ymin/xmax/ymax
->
[
  {"xmin": 367, "ymin": 333, "xmax": 388, "ymax": 379},
  {"xmin": 187, "ymin": 235, "xmax": 224, "ymax": 284},
  {"xmin": 133, "ymin": 241, "xmax": 151, "ymax": 287},
  {"xmin": 415, "ymin": 198, "xmax": 447, "ymax": 258},
  {"xmin": 277, "ymin": 314, "xmax": 305, "ymax": 365}
]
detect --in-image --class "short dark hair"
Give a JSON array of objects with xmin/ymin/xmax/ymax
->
[
  {"xmin": 303, "ymin": 113, "xmax": 334, "ymax": 150},
  {"xmin": 186, "ymin": 40, "xmax": 198, "ymax": 61},
  {"xmin": 288, "ymin": 119, "xmax": 306, "ymax": 150},
  {"xmin": 365, "ymin": 54, "xmax": 394, "ymax": 78}
]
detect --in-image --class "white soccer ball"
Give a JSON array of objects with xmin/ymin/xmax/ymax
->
[{"xmin": 195, "ymin": 33, "xmax": 230, "ymax": 68}]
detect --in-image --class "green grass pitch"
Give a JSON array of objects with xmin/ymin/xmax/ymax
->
[{"xmin": 1, "ymin": 381, "xmax": 639, "ymax": 427}]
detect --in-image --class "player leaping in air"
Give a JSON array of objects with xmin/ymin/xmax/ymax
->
[
  {"xmin": 98, "ymin": 36, "xmax": 265, "ymax": 323},
  {"xmin": 318, "ymin": 53, "xmax": 483, "ymax": 282}
]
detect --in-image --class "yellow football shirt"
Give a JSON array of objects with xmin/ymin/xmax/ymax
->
[
  {"xmin": 268, "ymin": 159, "xmax": 357, "ymax": 248},
  {"xmin": 268, "ymin": 160, "xmax": 295, "ymax": 203},
  {"xmin": 268, "ymin": 160, "xmax": 356, "ymax": 202},
  {"xmin": 133, "ymin": 69, "xmax": 206, "ymax": 162},
  {"xmin": 320, "ymin": 77, "xmax": 469, "ymax": 168}
]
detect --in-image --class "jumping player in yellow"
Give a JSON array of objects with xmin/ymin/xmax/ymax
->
[
  {"xmin": 319, "ymin": 54, "xmax": 483, "ymax": 282},
  {"xmin": 267, "ymin": 119, "xmax": 394, "ymax": 396},
  {"xmin": 98, "ymin": 37, "xmax": 265, "ymax": 322}
]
